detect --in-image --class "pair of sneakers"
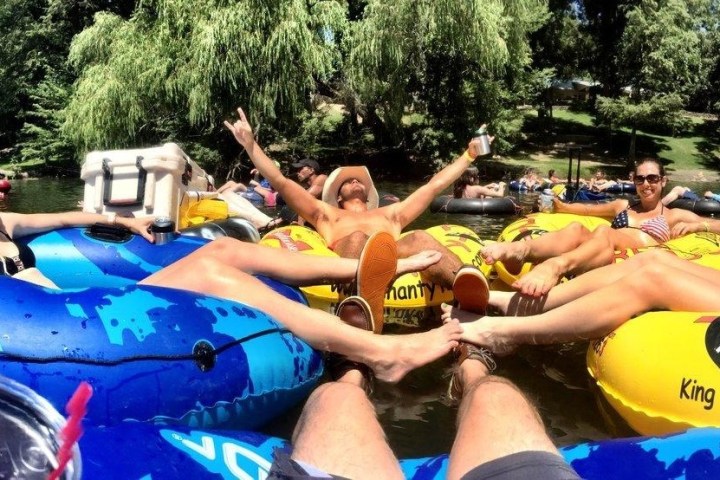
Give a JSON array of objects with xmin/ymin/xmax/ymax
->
[{"xmin": 448, "ymin": 265, "xmax": 496, "ymax": 404}]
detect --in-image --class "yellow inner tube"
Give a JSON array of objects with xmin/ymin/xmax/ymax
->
[{"xmin": 587, "ymin": 311, "xmax": 720, "ymax": 435}]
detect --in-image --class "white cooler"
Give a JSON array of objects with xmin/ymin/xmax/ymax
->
[{"xmin": 80, "ymin": 143, "xmax": 215, "ymax": 224}]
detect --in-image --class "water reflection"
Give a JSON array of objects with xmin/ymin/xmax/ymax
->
[
  {"xmin": 0, "ymin": 178, "xmax": 85, "ymax": 214},
  {"xmin": 5, "ymin": 176, "xmax": 719, "ymax": 458}
]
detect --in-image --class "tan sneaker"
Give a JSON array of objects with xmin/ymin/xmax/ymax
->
[
  {"xmin": 356, "ymin": 232, "xmax": 397, "ymax": 333},
  {"xmin": 452, "ymin": 265, "xmax": 489, "ymax": 315},
  {"xmin": 447, "ymin": 342, "xmax": 497, "ymax": 405},
  {"xmin": 326, "ymin": 296, "xmax": 376, "ymax": 392}
]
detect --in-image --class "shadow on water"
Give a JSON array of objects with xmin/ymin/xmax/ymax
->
[{"xmin": 7, "ymin": 176, "xmax": 716, "ymax": 458}]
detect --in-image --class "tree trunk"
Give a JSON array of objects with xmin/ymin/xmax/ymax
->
[{"xmin": 628, "ymin": 127, "xmax": 637, "ymax": 164}]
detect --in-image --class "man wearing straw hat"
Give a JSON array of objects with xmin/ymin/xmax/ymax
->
[{"xmin": 225, "ymin": 107, "xmax": 491, "ymax": 321}]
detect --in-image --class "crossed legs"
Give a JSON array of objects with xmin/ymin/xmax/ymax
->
[
  {"xmin": 442, "ymin": 249, "xmax": 720, "ymax": 353},
  {"xmin": 333, "ymin": 230, "xmax": 462, "ymax": 289},
  {"xmin": 482, "ymin": 223, "xmax": 648, "ymax": 296},
  {"xmin": 140, "ymin": 237, "xmax": 460, "ymax": 383}
]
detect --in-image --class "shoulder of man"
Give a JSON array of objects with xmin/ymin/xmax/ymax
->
[{"xmin": 312, "ymin": 174, "xmax": 328, "ymax": 185}]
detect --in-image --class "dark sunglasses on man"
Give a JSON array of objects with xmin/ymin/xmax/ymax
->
[{"xmin": 633, "ymin": 174, "xmax": 663, "ymax": 185}]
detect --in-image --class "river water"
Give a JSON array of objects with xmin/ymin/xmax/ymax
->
[{"xmin": 5, "ymin": 176, "xmax": 720, "ymax": 460}]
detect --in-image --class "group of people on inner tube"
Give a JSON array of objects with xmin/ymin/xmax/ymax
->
[{"xmin": 8, "ymin": 107, "xmax": 720, "ymax": 478}]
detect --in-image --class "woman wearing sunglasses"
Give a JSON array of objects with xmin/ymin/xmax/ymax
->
[{"xmin": 481, "ymin": 157, "xmax": 716, "ymax": 297}]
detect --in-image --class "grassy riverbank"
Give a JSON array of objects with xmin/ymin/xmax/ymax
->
[{"xmin": 489, "ymin": 109, "xmax": 720, "ymax": 182}]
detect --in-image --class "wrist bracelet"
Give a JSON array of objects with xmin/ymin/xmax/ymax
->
[
  {"xmin": 461, "ymin": 150, "xmax": 475, "ymax": 163},
  {"xmin": 703, "ymin": 221, "xmax": 710, "ymax": 233},
  {"xmin": 106, "ymin": 212, "xmax": 117, "ymax": 225}
]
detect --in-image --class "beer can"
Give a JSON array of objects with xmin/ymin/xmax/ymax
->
[{"xmin": 472, "ymin": 127, "xmax": 492, "ymax": 157}]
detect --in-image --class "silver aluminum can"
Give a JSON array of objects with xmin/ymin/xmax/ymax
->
[{"xmin": 0, "ymin": 376, "xmax": 81, "ymax": 479}]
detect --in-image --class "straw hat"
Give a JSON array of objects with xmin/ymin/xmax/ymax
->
[{"xmin": 321, "ymin": 166, "xmax": 379, "ymax": 209}]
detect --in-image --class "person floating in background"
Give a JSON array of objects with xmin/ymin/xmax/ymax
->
[
  {"xmin": 546, "ymin": 169, "xmax": 562, "ymax": 184},
  {"xmin": 661, "ymin": 185, "xmax": 703, "ymax": 206},
  {"xmin": 616, "ymin": 171, "xmax": 635, "ymax": 185},
  {"xmin": 587, "ymin": 169, "xmax": 617, "ymax": 192},
  {"xmin": 705, "ymin": 190, "xmax": 720, "ymax": 203},
  {"xmin": 217, "ymin": 163, "xmax": 282, "ymax": 207},
  {"xmin": 518, "ymin": 168, "xmax": 541, "ymax": 191},
  {"xmin": 453, "ymin": 166, "xmax": 506, "ymax": 199},
  {"xmin": 291, "ymin": 159, "xmax": 327, "ymax": 200}
]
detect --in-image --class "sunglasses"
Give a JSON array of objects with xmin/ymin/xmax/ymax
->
[{"xmin": 633, "ymin": 174, "xmax": 662, "ymax": 185}]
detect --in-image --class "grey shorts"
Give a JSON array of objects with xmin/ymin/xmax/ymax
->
[
  {"xmin": 460, "ymin": 451, "xmax": 580, "ymax": 480},
  {"xmin": 268, "ymin": 448, "xmax": 579, "ymax": 480},
  {"xmin": 266, "ymin": 449, "xmax": 349, "ymax": 480}
]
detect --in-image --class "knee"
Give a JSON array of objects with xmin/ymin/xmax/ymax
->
[
  {"xmin": 192, "ymin": 254, "xmax": 230, "ymax": 282},
  {"xmin": 567, "ymin": 222, "xmax": 589, "ymax": 236},
  {"xmin": 200, "ymin": 236, "xmax": 238, "ymax": 256},
  {"xmin": 625, "ymin": 262, "xmax": 670, "ymax": 299},
  {"xmin": 398, "ymin": 230, "xmax": 436, "ymax": 249},
  {"xmin": 590, "ymin": 225, "xmax": 614, "ymax": 245},
  {"xmin": 304, "ymin": 381, "xmax": 367, "ymax": 413},
  {"xmin": 635, "ymin": 261, "xmax": 668, "ymax": 284},
  {"xmin": 562, "ymin": 222, "xmax": 593, "ymax": 243},
  {"xmin": 630, "ymin": 249, "xmax": 672, "ymax": 267},
  {"xmin": 462, "ymin": 376, "xmax": 541, "ymax": 422}
]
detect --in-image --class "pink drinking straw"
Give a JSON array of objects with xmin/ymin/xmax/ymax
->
[{"xmin": 48, "ymin": 382, "xmax": 93, "ymax": 480}]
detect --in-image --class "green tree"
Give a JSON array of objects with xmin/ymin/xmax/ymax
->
[
  {"xmin": 63, "ymin": 0, "xmax": 346, "ymax": 169},
  {"xmin": 687, "ymin": 0, "xmax": 720, "ymax": 114},
  {"xmin": 0, "ymin": 0, "xmax": 136, "ymax": 166},
  {"xmin": 595, "ymin": 0, "xmax": 703, "ymax": 161},
  {"xmin": 577, "ymin": 0, "xmax": 641, "ymax": 96},
  {"xmin": 344, "ymin": 0, "xmax": 548, "ymax": 158}
]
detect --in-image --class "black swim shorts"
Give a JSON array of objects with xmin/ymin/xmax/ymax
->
[
  {"xmin": 267, "ymin": 448, "xmax": 349, "ymax": 480},
  {"xmin": 461, "ymin": 451, "xmax": 581, "ymax": 480}
]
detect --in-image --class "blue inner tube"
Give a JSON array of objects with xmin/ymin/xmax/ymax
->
[
  {"xmin": 74, "ymin": 423, "xmax": 720, "ymax": 479},
  {"xmin": 430, "ymin": 195, "xmax": 521, "ymax": 215},
  {"xmin": 5, "ymin": 228, "xmax": 322, "ymax": 428}
]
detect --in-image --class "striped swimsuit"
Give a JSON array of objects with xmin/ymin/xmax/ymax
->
[{"xmin": 610, "ymin": 205, "xmax": 671, "ymax": 243}]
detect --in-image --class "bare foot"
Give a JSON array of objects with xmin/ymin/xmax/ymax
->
[
  {"xmin": 480, "ymin": 241, "xmax": 528, "ymax": 274},
  {"xmin": 440, "ymin": 302, "xmax": 482, "ymax": 325},
  {"xmin": 397, "ymin": 250, "xmax": 442, "ymax": 275},
  {"xmin": 440, "ymin": 304, "xmax": 516, "ymax": 355},
  {"xmin": 366, "ymin": 321, "xmax": 462, "ymax": 383},
  {"xmin": 489, "ymin": 290, "xmax": 515, "ymax": 315},
  {"xmin": 512, "ymin": 258, "xmax": 565, "ymax": 297}
]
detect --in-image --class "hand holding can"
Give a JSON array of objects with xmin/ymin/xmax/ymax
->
[
  {"xmin": 471, "ymin": 126, "xmax": 492, "ymax": 158},
  {"xmin": 539, "ymin": 189, "xmax": 554, "ymax": 213}
]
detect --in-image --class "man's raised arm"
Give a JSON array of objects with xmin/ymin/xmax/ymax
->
[
  {"xmin": 393, "ymin": 134, "xmax": 489, "ymax": 228},
  {"xmin": 224, "ymin": 108, "xmax": 325, "ymax": 223}
]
